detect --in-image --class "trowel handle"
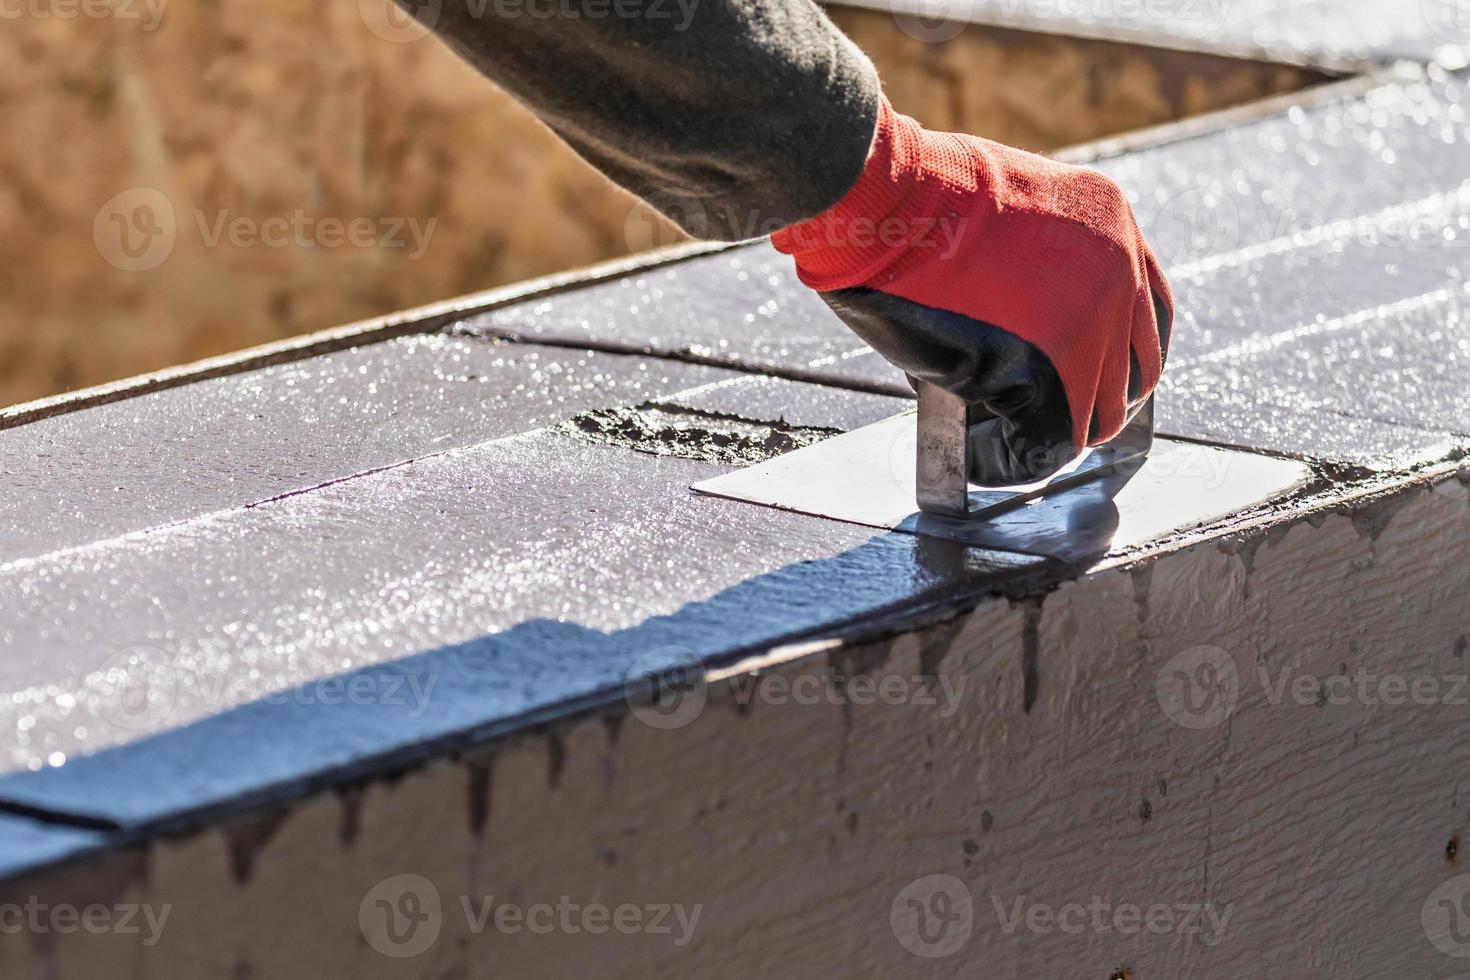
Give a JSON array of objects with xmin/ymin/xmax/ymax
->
[{"xmin": 914, "ymin": 381, "xmax": 974, "ymax": 518}]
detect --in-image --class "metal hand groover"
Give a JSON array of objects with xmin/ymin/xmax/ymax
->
[
  {"xmin": 914, "ymin": 381, "xmax": 1155, "ymax": 521},
  {"xmin": 690, "ymin": 382, "xmax": 1159, "ymax": 534}
]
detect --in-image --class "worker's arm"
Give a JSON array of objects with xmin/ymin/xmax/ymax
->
[
  {"xmin": 395, "ymin": 0, "xmax": 880, "ymax": 237},
  {"xmin": 395, "ymin": 0, "xmax": 1172, "ymax": 485}
]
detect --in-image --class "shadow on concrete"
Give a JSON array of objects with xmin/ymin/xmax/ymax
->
[{"xmin": 0, "ymin": 529, "xmax": 1055, "ymax": 837}]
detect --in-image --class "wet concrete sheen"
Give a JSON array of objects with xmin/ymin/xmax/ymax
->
[
  {"xmin": 0, "ymin": 432, "xmax": 1041, "ymax": 825},
  {"xmin": 2, "ymin": 60, "xmax": 1469, "ymax": 850},
  {"xmin": 0, "ymin": 336, "xmax": 739, "ymax": 564},
  {"xmin": 853, "ymin": 0, "xmax": 1470, "ymax": 64}
]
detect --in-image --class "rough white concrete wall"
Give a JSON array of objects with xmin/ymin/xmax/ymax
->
[{"xmin": 3, "ymin": 472, "xmax": 1468, "ymax": 979}]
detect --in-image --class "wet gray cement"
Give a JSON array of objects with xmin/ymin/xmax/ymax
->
[
  {"xmin": 3, "ymin": 59, "xmax": 1470, "ymax": 875},
  {"xmin": 556, "ymin": 403, "xmax": 843, "ymax": 465},
  {"xmin": 854, "ymin": 0, "xmax": 1470, "ymax": 65},
  {"xmin": 0, "ymin": 431, "xmax": 1044, "ymax": 827},
  {"xmin": 459, "ymin": 247, "xmax": 912, "ymax": 394},
  {"xmin": 0, "ymin": 336, "xmax": 739, "ymax": 565},
  {"xmin": 469, "ymin": 67, "xmax": 1470, "ymax": 470},
  {"xmin": 662, "ymin": 374, "xmax": 912, "ymax": 431},
  {"xmin": 551, "ymin": 374, "xmax": 911, "ymax": 466}
]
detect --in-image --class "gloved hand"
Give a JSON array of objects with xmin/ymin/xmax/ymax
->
[{"xmin": 772, "ymin": 96, "xmax": 1173, "ymax": 486}]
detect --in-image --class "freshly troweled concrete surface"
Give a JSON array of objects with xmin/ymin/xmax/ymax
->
[
  {"xmin": 471, "ymin": 64, "xmax": 1470, "ymax": 472},
  {"xmin": 2, "ymin": 22, "xmax": 1470, "ymax": 980},
  {"xmin": 0, "ymin": 422, "xmax": 1048, "ymax": 826},
  {"xmin": 7, "ymin": 474, "xmax": 1468, "ymax": 978},
  {"xmin": 0, "ymin": 335, "xmax": 746, "ymax": 563},
  {"xmin": 466, "ymin": 246, "xmax": 913, "ymax": 393},
  {"xmin": 836, "ymin": 0, "xmax": 1470, "ymax": 66}
]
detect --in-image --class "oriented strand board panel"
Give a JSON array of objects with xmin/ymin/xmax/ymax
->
[{"xmin": 0, "ymin": 4, "xmax": 658, "ymax": 406}]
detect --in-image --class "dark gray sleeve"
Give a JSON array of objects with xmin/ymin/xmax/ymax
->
[{"xmin": 395, "ymin": 0, "xmax": 881, "ymax": 240}]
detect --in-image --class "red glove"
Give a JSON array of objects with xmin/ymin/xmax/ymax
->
[{"xmin": 773, "ymin": 95, "xmax": 1172, "ymax": 485}]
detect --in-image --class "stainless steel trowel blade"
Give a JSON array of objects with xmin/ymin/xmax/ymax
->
[{"xmin": 691, "ymin": 398, "xmax": 1154, "ymax": 532}]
